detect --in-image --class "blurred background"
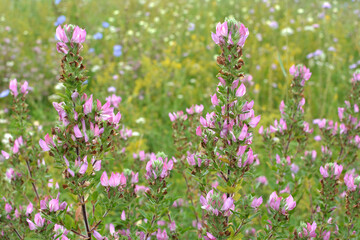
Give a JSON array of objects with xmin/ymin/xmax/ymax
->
[{"xmin": 0, "ymin": 0, "xmax": 359, "ymax": 155}]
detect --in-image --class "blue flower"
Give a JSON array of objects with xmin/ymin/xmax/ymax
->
[
  {"xmin": 88, "ymin": 48, "xmax": 95, "ymax": 53},
  {"xmin": 113, "ymin": 45, "xmax": 122, "ymax": 57},
  {"xmin": 102, "ymin": 22, "xmax": 110, "ymax": 28},
  {"xmin": 55, "ymin": 0, "xmax": 61, "ymax": 5},
  {"xmin": 188, "ymin": 23, "xmax": 195, "ymax": 31},
  {"xmin": 54, "ymin": 15, "xmax": 66, "ymax": 26},
  {"xmin": 349, "ymin": 64, "xmax": 357, "ymax": 69},
  {"xmin": 93, "ymin": 32, "xmax": 103, "ymax": 40},
  {"xmin": 0, "ymin": 89, "xmax": 10, "ymax": 98}
]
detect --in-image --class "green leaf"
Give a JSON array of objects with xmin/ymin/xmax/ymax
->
[{"xmin": 64, "ymin": 214, "xmax": 75, "ymax": 229}]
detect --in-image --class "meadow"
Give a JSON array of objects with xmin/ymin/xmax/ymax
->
[{"xmin": 0, "ymin": 0, "xmax": 359, "ymax": 239}]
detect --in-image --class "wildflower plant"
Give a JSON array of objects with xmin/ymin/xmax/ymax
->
[
  {"xmin": 189, "ymin": 17, "xmax": 263, "ymax": 239},
  {"xmin": 34, "ymin": 24, "xmax": 126, "ymax": 239},
  {"xmin": 2, "ymin": 12, "xmax": 360, "ymax": 240}
]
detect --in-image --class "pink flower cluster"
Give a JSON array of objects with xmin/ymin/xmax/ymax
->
[
  {"xmin": 298, "ymin": 222, "xmax": 317, "ymax": 238},
  {"xmin": 9, "ymin": 78, "xmax": 29, "ymax": 97},
  {"xmin": 56, "ymin": 25, "xmax": 86, "ymax": 54},
  {"xmin": 289, "ymin": 65, "xmax": 312, "ymax": 86},
  {"xmin": 211, "ymin": 21, "xmax": 249, "ymax": 47},
  {"xmin": 100, "ymin": 170, "xmax": 139, "ymax": 188},
  {"xmin": 319, "ymin": 163, "xmax": 343, "ymax": 179},
  {"xmin": 40, "ymin": 196, "xmax": 67, "ymax": 213},
  {"xmin": 200, "ymin": 189, "xmax": 235, "ymax": 216},
  {"xmin": 145, "ymin": 155, "xmax": 173, "ymax": 180},
  {"xmin": 268, "ymin": 192, "xmax": 296, "ymax": 215},
  {"xmin": 344, "ymin": 173, "xmax": 360, "ymax": 191}
]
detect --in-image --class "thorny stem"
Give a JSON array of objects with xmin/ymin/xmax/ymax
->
[
  {"xmin": 12, "ymin": 227, "xmax": 22, "ymax": 240},
  {"xmin": 79, "ymin": 195, "xmax": 91, "ymax": 238},
  {"xmin": 90, "ymin": 209, "xmax": 110, "ymax": 232},
  {"xmin": 25, "ymin": 159, "xmax": 40, "ymax": 201},
  {"xmin": 234, "ymin": 219, "xmax": 246, "ymax": 235},
  {"xmin": 70, "ymin": 229, "xmax": 89, "ymax": 239}
]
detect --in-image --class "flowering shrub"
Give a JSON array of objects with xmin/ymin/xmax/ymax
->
[{"xmin": 0, "ymin": 15, "xmax": 360, "ymax": 240}]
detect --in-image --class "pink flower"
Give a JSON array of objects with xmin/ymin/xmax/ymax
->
[
  {"xmin": 120, "ymin": 173, "xmax": 127, "ymax": 186},
  {"xmin": 39, "ymin": 139, "xmax": 50, "ymax": 151},
  {"xmin": 145, "ymin": 156, "xmax": 173, "ymax": 180},
  {"xmin": 333, "ymin": 163, "xmax": 343, "ymax": 179},
  {"xmin": 71, "ymin": 26, "xmax": 86, "ymax": 43},
  {"xmin": 156, "ymin": 229, "xmax": 169, "ymax": 240},
  {"xmin": 5, "ymin": 203, "xmax": 12, "ymax": 213},
  {"xmin": 59, "ymin": 201, "xmax": 67, "ymax": 211},
  {"xmin": 216, "ymin": 21, "xmax": 228, "ymax": 37},
  {"xmin": 196, "ymin": 126, "xmax": 202, "ymax": 136},
  {"xmin": 169, "ymin": 112, "xmax": 177, "ymax": 122},
  {"xmin": 109, "ymin": 172, "xmax": 121, "ymax": 187},
  {"xmin": 344, "ymin": 173, "xmax": 357, "ymax": 191},
  {"xmin": 237, "ymin": 23, "xmax": 249, "ymax": 47},
  {"xmin": 106, "ymin": 94, "xmax": 122, "ymax": 108},
  {"xmin": 279, "ymin": 100, "xmax": 285, "ymax": 114},
  {"xmin": 238, "ymin": 124, "xmax": 248, "ymax": 141},
  {"xmin": 100, "ymin": 171, "xmax": 109, "ymax": 187},
  {"xmin": 79, "ymin": 156, "xmax": 88, "ymax": 175},
  {"xmin": 91, "ymin": 158, "xmax": 101, "ymax": 172},
  {"xmin": 56, "ymin": 25, "xmax": 69, "ymax": 43},
  {"xmin": 9, "ymin": 79, "xmax": 18, "ymax": 97},
  {"xmin": 206, "ymin": 232, "xmax": 217, "ymax": 240},
  {"xmin": 121, "ymin": 210, "xmax": 126, "ymax": 221},
  {"xmin": 268, "ymin": 192, "xmax": 281, "ymax": 211},
  {"xmin": 301, "ymin": 222, "xmax": 317, "ymax": 238},
  {"xmin": 251, "ymin": 196, "xmax": 263, "ymax": 209},
  {"xmin": 211, "ymin": 93, "xmax": 219, "ymax": 106},
  {"xmin": 200, "ymin": 190, "xmax": 234, "ymax": 216},
  {"xmin": 320, "ymin": 166, "xmax": 329, "ymax": 178},
  {"xmin": 338, "ymin": 107, "xmax": 345, "ymax": 121},
  {"xmin": 284, "ymin": 195, "xmax": 296, "ymax": 211},
  {"xmin": 236, "ymin": 83, "xmax": 246, "ymax": 97},
  {"xmin": 256, "ymin": 176, "xmax": 268, "ymax": 185},
  {"xmin": 218, "ymin": 77, "xmax": 226, "ymax": 86},
  {"xmin": 26, "ymin": 219, "xmax": 37, "ymax": 230},
  {"xmin": 289, "ymin": 65, "xmax": 297, "ymax": 76},
  {"xmin": 56, "ymin": 42, "xmax": 69, "ymax": 54},
  {"xmin": 83, "ymin": 95, "xmax": 93, "ymax": 115},
  {"xmin": 49, "ymin": 198, "xmax": 59, "ymax": 212},
  {"xmin": 26, "ymin": 202, "xmax": 33, "ymax": 216},
  {"xmin": 1, "ymin": 150, "xmax": 9, "ymax": 159},
  {"xmin": 21, "ymin": 81, "xmax": 29, "ymax": 94},
  {"xmin": 322, "ymin": 230, "xmax": 331, "ymax": 240},
  {"xmin": 74, "ymin": 124, "xmax": 83, "ymax": 138},
  {"xmin": 34, "ymin": 213, "xmax": 45, "ymax": 227},
  {"xmin": 93, "ymin": 230, "xmax": 105, "ymax": 240},
  {"xmin": 249, "ymin": 115, "xmax": 261, "ymax": 128},
  {"xmin": 221, "ymin": 197, "xmax": 234, "ymax": 211}
]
